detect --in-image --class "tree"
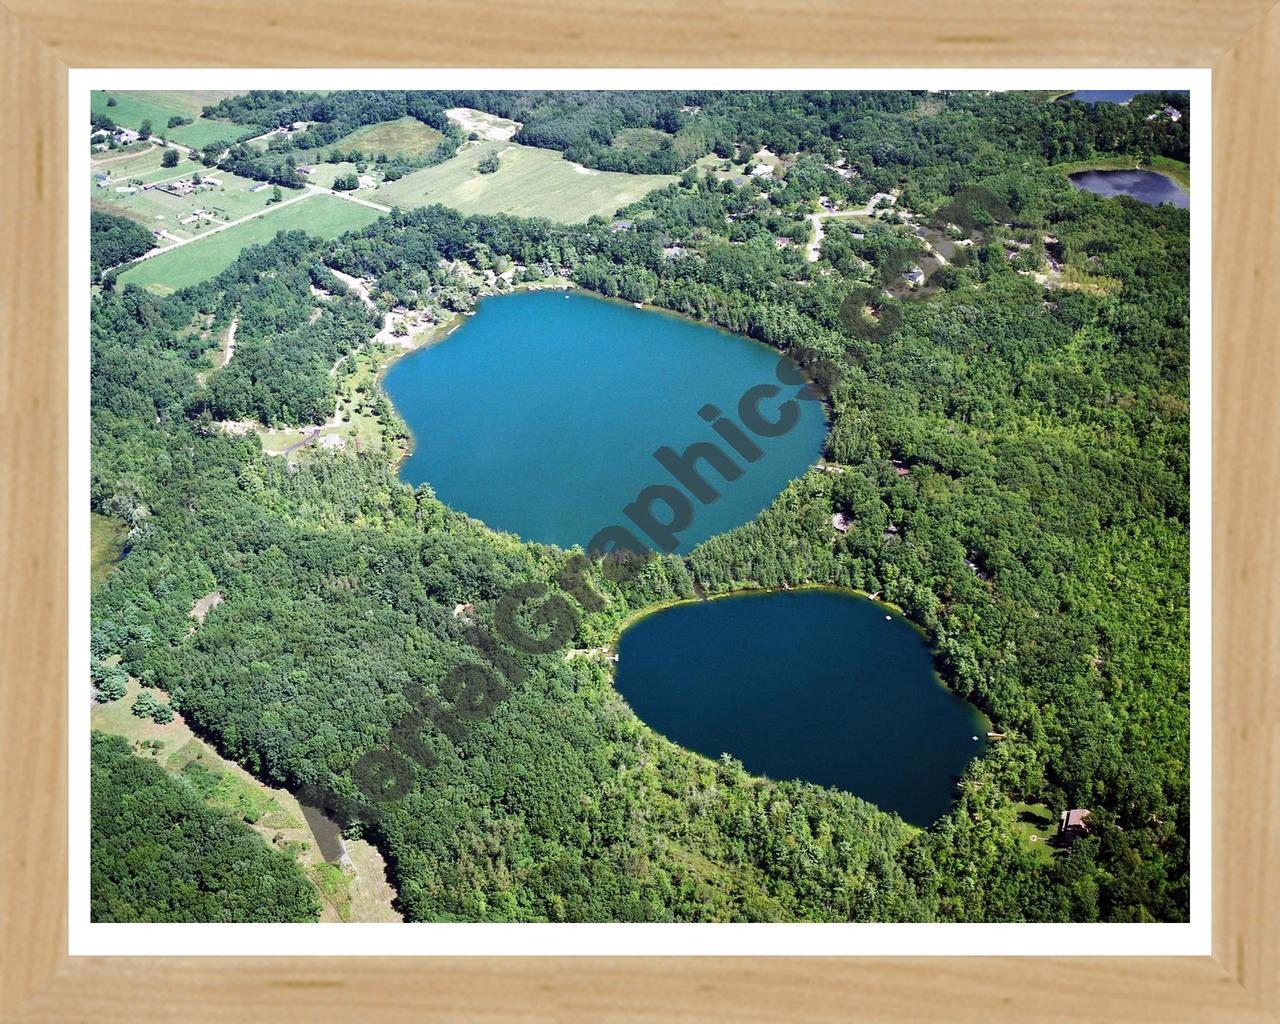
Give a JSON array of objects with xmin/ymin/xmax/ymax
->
[
  {"xmin": 477, "ymin": 152, "xmax": 501, "ymax": 174},
  {"xmin": 105, "ymin": 96, "xmax": 117, "ymax": 107},
  {"xmin": 161, "ymin": 148, "xmax": 179, "ymax": 168},
  {"xmin": 92, "ymin": 662, "xmax": 127, "ymax": 703},
  {"xmin": 138, "ymin": 119, "xmax": 152, "ymax": 139},
  {"xmin": 269, "ymin": 185, "xmax": 283, "ymax": 204}
]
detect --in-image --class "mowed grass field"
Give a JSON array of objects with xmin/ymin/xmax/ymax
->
[
  {"xmin": 92, "ymin": 90, "xmax": 257, "ymax": 150},
  {"xmin": 374, "ymin": 140, "xmax": 677, "ymax": 222},
  {"xmin": 326, "ymin": 116, "xmax": 444, "ymax": 158},
  {"xmin": 116, "ymin": 193, "xmax": 383, "ymax": 294}
]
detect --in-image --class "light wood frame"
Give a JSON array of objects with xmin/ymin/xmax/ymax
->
[{"xmin": 2, "ymin": 3, "xmax": 1276, "ymax": 1019}]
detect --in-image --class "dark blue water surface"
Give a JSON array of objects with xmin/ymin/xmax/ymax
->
[
  {"xmin": 1068, "ymin": 169, "xmax": 1190, "ymax": 209},
  {"xmin": 383, "ymin": 291, "xmax": 828, "ymax": 553},
  {"xmin": 613, "ymin": 589, "xmax": 990, "ymax": 827},
  {"xmin": 1063, "ymin": 89, "xmax": 1189, "ymax": 104}
]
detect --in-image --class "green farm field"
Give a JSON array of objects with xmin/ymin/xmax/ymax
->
[
  {"xmin": 92, "ymin": 90, "xmax": 257, "ymax": 150},
  {"xmin": 374, "ymin": 140, "xmax": 677, "ymax": 222},
  {"xmin": 93, "ymin": 156, "xmax": 279, "ymax": 242},
  {"xmin": 325, "ymin": 116, "xmax": 444, "ymax": 158},
  {"xmin": 116, "ymin": 193, "xmax": 383, "ymax": 294}
]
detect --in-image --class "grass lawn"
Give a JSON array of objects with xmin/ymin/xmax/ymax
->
[
  {"xmin": 93, "ymin": 163, "xmax": 280, "ymax": 243},
  {"xmin": 92, "ymin": 90, "xmax": 257, "ymax": 150},
  {"xmin": 1013, "ymin": 801, "xmax": 1058, "ymax": 864},
  {"xmin": 90, "ymin": 512, "xmax": 126, "ymax": 588},
  {"xmin": 694, "ymin": 153, "xmax": 747, "ymax": 181},
  {"xmin": 116, "ymin": 193, "xmax": 384, "ymax": 294},
  {"xmin": 300, "ymin": 161, "xmax": 367, "ymax": 189},
  {"xmin": 375, "ymin": 140, "xmax": 677, "ymax": 223},
  {"xmin": 324, "ymin": 116, "xmax": 444, "ymax": 159}
]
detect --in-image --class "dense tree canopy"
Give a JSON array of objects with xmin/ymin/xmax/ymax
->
[{"xmin": 91, "ymin": 732, "xmax": 318, "ymax": 922}]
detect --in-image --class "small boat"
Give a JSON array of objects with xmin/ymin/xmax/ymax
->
[
  {"xmin": 634, "ymin": 302, "xmax": 643, "ymax": 308},
  {"xmin": 884, "ymin": 615, "xmax": 891, "ymax": 620},
  {"xmin": 972, "ymin": 736, "xmax": 979, "ymax": 741}
]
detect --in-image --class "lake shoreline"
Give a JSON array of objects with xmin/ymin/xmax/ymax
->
[{"xmin": 1053, "ymin": 155, "xmax": 1190, "ymax": 191}]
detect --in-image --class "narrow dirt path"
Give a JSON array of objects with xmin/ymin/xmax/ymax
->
[{"xmin": 221, "ymin": 317, "xmax": 238, "ymax": 368}]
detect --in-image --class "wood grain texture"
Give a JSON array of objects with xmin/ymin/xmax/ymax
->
[
  {"xmin": 0, "ymin": 4, "xmax": 69, "ymax": 1020},
  {"xmin": 0, "ymin": 0, "xmax": 1276, "ymax": 1020},
  {"xmin": 1, "ymin": 0, "xmax": 1278, "ymax": 66},
  {"xmin": 1213, "ymin": 5, "xmax": 1280, "ymax": 1016}
]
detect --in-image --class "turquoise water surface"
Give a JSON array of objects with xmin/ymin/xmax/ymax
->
[{"xmin": 384, "ymin": 291, "xmax": 828, "ymax": 553}]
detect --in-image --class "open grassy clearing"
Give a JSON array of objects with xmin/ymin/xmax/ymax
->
[
  {"xmin": 116, "ymin": 193, "xmax": 383, "ymax": 294},
  {"xmin": 1012, "ymin": 801, "xmax": 1058, "ymax": 864},
  {"xmin": 91, "ymin": 675, "xmax": 400, "ymax": 922},
  {"xmin": 694, "ymin": 152, "xmax": 747, "ymax": 180},
  {"xmin": 90, "ymin": 512, "xmax": 126, "ymax": 589},
  {"xmin": 324, "ymin": 116, "xmax": 444, "ymax": 158},
  {"xmin": 374, "ymin": 140, "xmax": 677, "ymax": 222},
  {"xmin": 92, "ymin": 90, "xmax": 256, "ymax": 149},
  {"xmin": 299, "ymin": 161, "xmax": 370, "ymax": 189},
  {"xmin": 610, "ymin": 126, "xmax": 673, "ymax": 158}
]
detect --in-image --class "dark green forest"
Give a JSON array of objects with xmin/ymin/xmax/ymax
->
[
  {"xmin": 91, "ymin": 732, "xmax": 318, "ymax": 922},
  {"xmin": 91, "ymin": 89, "xmax": 1190, "ymax": 923},
  {"xmin": 90, "ymin": 211, "xmax": 155, "ymax": 283}
]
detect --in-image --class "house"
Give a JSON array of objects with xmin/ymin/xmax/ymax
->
[
  {"xmin": 1146, "ymin": 105, "xmax": 1183, "ymax": 123},
  {"xmin": 250, "ymin": 182, "xmax": 272, "ymax": 193},
  {"xmin": 904, "ymin": 269, "xmax": 925, "ymax": 285},
  {"xmin": 296, "ymin": 165, "xmax": 314, "ymax": 176},
  {"xmin": 774, "ymin": 237, "xmax": 791, "ymax": 249},
  {"xmin": 113, "ymin": 127, "xmax": 140, "ymax": 144},
  {"xmin": 870, "ymin": 191, "xmax": 897, "ymax": 207},
  {"xmin": 1059, "ymin": 808, "xmax": 1091, "ymax": 843},
  {"xmin": 831, "ymin": 512, "xmax": 851, "ymax": 533},
  {"xmin": 319, "ymin": 435, "xmax": 345, "ymax": 451},
  {"xmin": 610, "ymin": 220, "xmax": 634, "ymax": 233},
  {"xmin": 661, "ymin": 245, "xmax": 687, "ymax": 259},
  {"xmin": 750, "ymin": 163, "xmax": 774, "ymax": 177},
  {"xmin": 93, "ymin": 172, "xmax": 109, "ymax": 188}
]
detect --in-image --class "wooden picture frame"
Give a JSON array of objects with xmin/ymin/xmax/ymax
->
[{"xmin": 2, "ymin": 3, "xmax": 1275, "ymax": 1019}]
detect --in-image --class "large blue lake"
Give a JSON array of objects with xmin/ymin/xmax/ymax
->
[
  {"xmin": 383, "ymin": 291, "xmax": 829, "ymax": 553},
  {"xmin": 614, "ymin": 589, "xmax": 990, "ymax": 826}
]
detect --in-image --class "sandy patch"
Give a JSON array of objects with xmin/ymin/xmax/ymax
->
[{"xmin": 445, "ymin": 107, "xmax": 522, "ymax": 141}]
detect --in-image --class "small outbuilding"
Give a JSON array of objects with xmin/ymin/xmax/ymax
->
[
  {"xmin": 1059, "ymin": 808, "xmax": 1091, "ymax": 843},
  {"xmin": 831, "ymin": 512, "xmax": 851, "ymax": 533}
]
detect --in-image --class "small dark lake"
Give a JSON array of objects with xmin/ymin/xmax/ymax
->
[
  {"xmin": 383, "ymin": 291, "xmax": 828, "ymax": 553},
  {"xmin": 1068, "ymin": 169, "xmax": 1189, "ymax": 209},
  {"xmin": 1062, "ymin": 89, "xmax": 1189, "ymax": 104},
  {"xmin": 613, "ymin": 589, "xmax": 990, "ymax": 827}
]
